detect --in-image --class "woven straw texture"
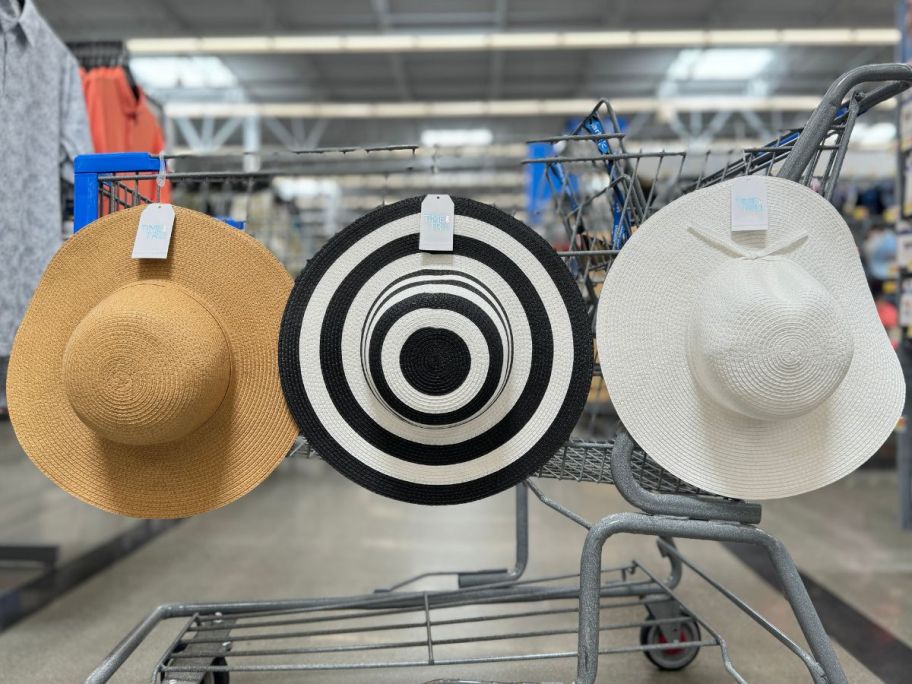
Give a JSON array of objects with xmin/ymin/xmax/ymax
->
[
  {"xmin": 597, "ymin": 176, "xmax": 904, "ymax": 500},
  {"xmin": 280, "ymin": 197, "xmax": 592, "ymax": 505},
  {"xmin": 7, "ymin": 206, "xmax": 298, "ymax": 518}
]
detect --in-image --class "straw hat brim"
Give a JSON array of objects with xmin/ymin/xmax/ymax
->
[
  {"xmin": 7, "ymin": 206, "xmax": 299, "ymax": 518},
  {"xmin": 597, "ymin": 177, "xmax": 904, "ymax": 500}
]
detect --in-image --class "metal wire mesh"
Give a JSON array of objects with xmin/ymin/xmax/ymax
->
[
  {"xmin": 535, "ymin": 440, "xmax": 713, "ymax": 495},
  {"xmin": 93, "ymin": 145, "xmax": 445, "ymax": 274},
  {"xmin": 291, "ymin": 436, "xmax": 716, "ymax": 497},
  {"xmin": 153, "ymin": 565, "xmax": 721, "ymax": 682},
  {"xmin": 526, "ymin": 95, "xmax": 860, "ymax": 259},
  {"xmin": 97, "ymin": 174, "xmax": 155, "ymax": 216}
]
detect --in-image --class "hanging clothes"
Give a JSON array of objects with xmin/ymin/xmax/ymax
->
[
  {"xmin": 81, "ymin": 66, "xmax": 170, "ymax": 203},
  {"xmin": 0, "ymin": 0, "xmax": 93, "ymax": 359}
]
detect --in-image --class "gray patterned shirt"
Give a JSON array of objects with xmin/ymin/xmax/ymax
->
[{"xmin": 0, "ymin": 0, "xmax": 93, "ymax": 356}]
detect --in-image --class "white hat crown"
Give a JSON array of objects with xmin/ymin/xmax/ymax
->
[{"xmin": 687, "ymin": 249, "xmax": 854, "ymax": 421}]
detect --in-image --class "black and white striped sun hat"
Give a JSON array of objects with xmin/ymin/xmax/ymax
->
[{"xmin": 279, "ymin": 197, "xmax": 591, "ymax": 504}]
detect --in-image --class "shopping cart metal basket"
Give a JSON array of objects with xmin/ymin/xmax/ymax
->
[{"xmin": 82, "ymin": 63, "xmax": 912, "ymax": 684}]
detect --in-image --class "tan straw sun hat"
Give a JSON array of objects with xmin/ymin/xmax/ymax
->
[
  {"xmin": 7, "ymin": 206, "xmax": 298, "ymax": 518},
  {"xmin": 597, "ymin": 176, "xmax": 904, "ymax": 500}
]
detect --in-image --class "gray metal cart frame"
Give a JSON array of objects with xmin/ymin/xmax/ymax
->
[
  {"xmin": 84, "ymin": 63, "xmax": 912, "ymax": 684},
  {"xmin": 83, "ymin": 437, "xmax": 833, "ymax": 684}
]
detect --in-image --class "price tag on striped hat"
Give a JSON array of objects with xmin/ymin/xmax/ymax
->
[{"xmin": 419, "ymin": 194, "xmax": 455, "ymax": 252}]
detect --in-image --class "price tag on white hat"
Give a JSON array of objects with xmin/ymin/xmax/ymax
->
[
  {"xmin": 132, "ymin": 204, "xmax": 175, "ymax": 259},
  {"xmin": 730, "ymin": 177, "xmax": 769, "ymax": 232},
  {"xmin": 419, "ymin": 194, "xmax": 455, "ymax": 252}
]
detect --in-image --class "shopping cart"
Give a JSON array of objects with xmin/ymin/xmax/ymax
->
[{"xmin": 82, "ymin": 63, "xmax": 912, "ymax": 684}]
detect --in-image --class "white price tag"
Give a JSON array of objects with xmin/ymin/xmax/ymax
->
[
  {"xmin": 901, "ymin": 292, "xmax": 912, "ymax": 328},
  {"xmin": 730, "ymin": 177, "xmax": 769, "ymax": 233},
  {"xmin": 898, "ymin": 232, "xmax": 912, "ymax": 270},
  {"xmin": 419, "ymin": 194, "xmax": 455, "ymax": 252},
  {"xmin": 132, "ymin": 204, "xmax": 175, "ymax": 259}
]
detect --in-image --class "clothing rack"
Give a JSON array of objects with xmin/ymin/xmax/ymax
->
[
  {"xmin": 66, "ymin": 40, "xmax": 160, "ymax": 112},
  {"xmin": 67, "ymin": 40, "xmax": 128, "ymax": 70}
]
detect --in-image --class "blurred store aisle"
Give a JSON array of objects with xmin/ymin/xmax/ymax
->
[{"xmin": 0, "ymin": 440, "xmax": 902, "ymax": 682}]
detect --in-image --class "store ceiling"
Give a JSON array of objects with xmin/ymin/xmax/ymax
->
[
  {"xmin": 38, "ymin": 0, "xmax": 900, "ymax": 148},
  {"xmin": 39, "ymin": 0, "xmax": 898, "ymax": 36}
]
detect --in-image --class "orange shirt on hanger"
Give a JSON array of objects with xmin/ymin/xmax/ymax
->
[{"xmin": 81, "ymin": 66, "xmax": 170, "ymax": 203}]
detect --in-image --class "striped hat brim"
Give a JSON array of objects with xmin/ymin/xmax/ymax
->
[{"xmin": 279, "ymin": 197, "xmax": 592, "ymax": 505}]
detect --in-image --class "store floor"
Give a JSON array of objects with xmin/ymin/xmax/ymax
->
[
  {"xmin": 0, "ymin": 419, "xmax": 910, "ymax": 682},
  {"xmin": 0, "ymin": 419, "xmax": 144, "ymax": 591}
]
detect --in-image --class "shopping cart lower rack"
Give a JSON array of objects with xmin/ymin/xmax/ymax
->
[
  {"xmin": 86, "ymin": 434, "xmax": 843, "ymax": 684},
  {"xmin": 83, "ymin": 62, "xmax": 912, "ymax": 684}
]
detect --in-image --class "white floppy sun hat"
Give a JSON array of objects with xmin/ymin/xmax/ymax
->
[{"xmin": 597, "ymin": 176, "xmax": 904, "ymax": 500}]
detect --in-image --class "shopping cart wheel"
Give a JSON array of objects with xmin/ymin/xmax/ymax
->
[
  {"xmin": 162, "ymin": 643, "xmax": 230, "ymax": 684},
  {"xmin": 639, "ymin": 614, "xmax": 701, "ymax": 671}
]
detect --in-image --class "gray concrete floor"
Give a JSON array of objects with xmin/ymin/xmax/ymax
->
[
  {"xmin": 0, "ymin": 418, "xmax": 907, "ymax": 682},
  {"xmin": 761, "ymin": 471, "xmax": 912, "ymax": 648},
  {"xmin": 0, "ymin": 420, "xmax": 138, "ymax": 566}
]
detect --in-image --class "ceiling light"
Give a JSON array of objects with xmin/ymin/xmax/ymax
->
[
  {"xmin": 421, "ymin": 128, "xmax": 494, "ymax": 146},
  {"xmin": 414, "ymin": 34, "xmax": 488, "ymax": 50},
  {"xmin": 273, "ymin": 35, "xmax": 344, "ymax": 51},
  {"xmin": 126, "ymin": 28, "xmax": 898, "ymax": 56},
  {"xmin": 489, "ymin": 32, "xmax": 562, "ymax": 48},
  {"xmin": 129, "ymin": 56, "xmax": 238, "ymax": 90},
  {"xmin": 634, "ymin": 31, "xmax": 707, "ymax": 46},
  {"xmin": 560, "ymin": 31, "xmax": 634, "ymax": 47},
  {"xmin": 706, "ymin": 30, "xmax": 780, "ymax": 45},
  {"xmin": 197, "ymin": 36, "xmax": 273, "ymax": 53},
  {"xmin": 780, "ymin": 29, "xmax": 853, "ymax": 44},
  {"xmin": 667, "ymin": 48, "xmax": 774, "ymax": 80},
  {"xmin": 345, "ymin": 34, "xmax": 415, "ymax": 51},
  {"xmin": 126, "ymin": 38, "xmax": 200, "ymax": 54},
  {"xmin": 165, "ymin": 95, "xmax": 891, "ymax": 120},
  {"xmin": 854, "ymin": 28, "xmax": 901, "ymax": 43}
]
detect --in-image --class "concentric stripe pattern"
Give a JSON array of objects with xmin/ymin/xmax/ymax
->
[{"xmin": 279, "ymin": 197, "xmax": 591, "ymax": 504}]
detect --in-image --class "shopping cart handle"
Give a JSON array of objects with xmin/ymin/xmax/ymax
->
[
  {"xmin": 858, "ymin": 80, "xmax": 912, "ymax": 117},
  {"xmin": 779, "ymin": 62, "xmax": 912, "ymax": 181}
]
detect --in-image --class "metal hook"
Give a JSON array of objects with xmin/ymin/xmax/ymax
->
[{"xmin": 155, "ymin": 151, "xmax": 167, "ymax": 204}]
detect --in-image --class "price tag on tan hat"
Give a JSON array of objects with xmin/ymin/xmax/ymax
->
[
  {"xmin": 419, "ymin": 194, "xmax": 455, "ymax": 252},
  {"xmin": 132, "ymin": 204, "xmax": 175, "ymax": 259},
  {"xmin": 730, "ymin": 176, "xmax": 769, "ymax": 232}
]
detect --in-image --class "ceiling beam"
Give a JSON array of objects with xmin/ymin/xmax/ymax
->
[
  {"xmin": 371, "ymin": 0, "xmax": 412, "ymax": 100},
  {"xmin": 488, "ymin": 0, "xmax": 508, "ymax": 99}
]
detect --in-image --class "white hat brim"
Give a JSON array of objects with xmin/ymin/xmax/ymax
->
[{"xmin": 597, "ymin": 176, "xmax": 904, "ymax": 499}]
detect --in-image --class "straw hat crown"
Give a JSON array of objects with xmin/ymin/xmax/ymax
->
[{"xmin": 62, "ymin": 280, "xmax": 232, "ymax": 446}]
